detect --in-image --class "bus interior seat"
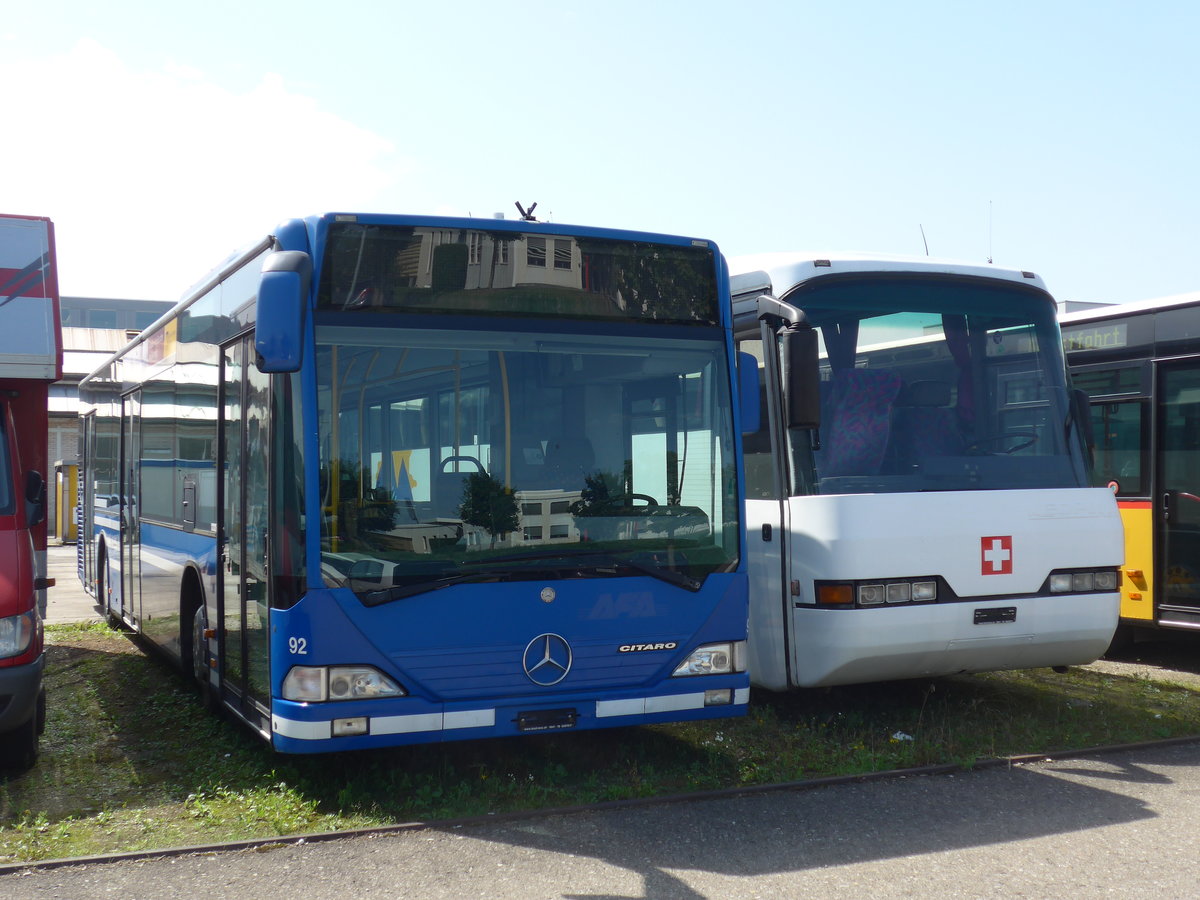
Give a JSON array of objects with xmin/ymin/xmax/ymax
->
[
  {"xmin": 894, "ymin": 380, "xmax": 963, "ymax": 463},
  {"xmin": 819, "ymin": 368, "xmax": 903, "ymax": 477}
]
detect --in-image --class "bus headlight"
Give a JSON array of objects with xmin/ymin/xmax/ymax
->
[
  {"xmin": 1048, "ymin": 569, "xmax": 1121, "ymax": 594},
  {"xmin": 282, "ymin": 665, "xmax": 406, "ymax": 702},
  {"xmin": 821, "ymin": 579, "xmax": 939, "ymax": 608},
  {"xmin": 671, "ymin": 641, "xmax": 747, "ymax": 677},
  {"xmin": 0, "ymin": 611, "xmax": 36, "ymax": 659}
]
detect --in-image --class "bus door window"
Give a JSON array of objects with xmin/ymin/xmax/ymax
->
[
  {"xmin": 120, "ymin": 390, "xmax": 142, "ymax": 624},
  {"xmin": 734, "ymin": 337, "xmax": 781, "ymax": 500},
  {"xmin": 1159, "ymin": 364, "xmax": 1200, "ymax": 608},
  {"xmin": 244, "ymin": 359, "xmax": 271, "ymax": 705},
  {"xmin": 219, "ymin": 334, "xmax": 272, "ymax": 713}
]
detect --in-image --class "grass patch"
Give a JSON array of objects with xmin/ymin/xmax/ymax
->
[{"xmin": 2, "ymin": 624, "xmax": 1198, "ymax": 863}]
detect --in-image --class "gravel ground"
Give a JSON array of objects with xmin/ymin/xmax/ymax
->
[{"xmin": 1083, "ymin": 630, "xmax": 1200, "ymax": 689}]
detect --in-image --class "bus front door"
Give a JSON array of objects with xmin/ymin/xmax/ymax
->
[
  {"xmin": 218, "ymin": 335, "xmax": 272, "ymax": 727},
  {"xmin": 1156, "ymin": 359, "xmax": 1200, "ymax": 629},
  {"xmin": 120, "ymin": 390, "xmax": 141, "ymax": 626}
]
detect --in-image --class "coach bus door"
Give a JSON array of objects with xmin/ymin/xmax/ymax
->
[
  {"xmin": 218, "ymin": 335, "xmax": 272, "ymax": 725},
  {"xmin": 736, "ymin": 330, "xmax": 798, "ymax": 691},
  {"xmin": 1156, "ymin": 359, "xmax": 1200, "ymax": 629},
  {"xmin": 120, "ymin": 390, "xmax": 142, "ymax": 626}
]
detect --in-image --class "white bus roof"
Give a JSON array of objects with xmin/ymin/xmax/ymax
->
[
  {"xmin": 1058, "ymin": 290, "xmax": 1200, "ymax": 325},
  {"xmin": 729, "ymin": 252, "xmax": 1047, "ymax": 301}
]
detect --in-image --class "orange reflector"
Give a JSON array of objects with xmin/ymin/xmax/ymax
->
[{"xmin": 818, "ymin": 584, "xmax": 855, "ymax": 605}]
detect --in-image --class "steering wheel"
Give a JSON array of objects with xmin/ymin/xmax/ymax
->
[{"xmin": 963, "ymin": 431, "xmax": 1038, "ymax": 455}]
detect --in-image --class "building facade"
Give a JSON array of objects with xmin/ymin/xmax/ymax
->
[{"xmin": 50, "ymin": 297, "xmax": 172, "ymax": 537}]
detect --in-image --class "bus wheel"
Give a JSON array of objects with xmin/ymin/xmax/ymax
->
[
  {"xmin": 192, "ymin": 606, "xmax": 215, "ymax": 710},
  {"xmin": 98, "ymin": 547, "xmax": 119, "ymax": 628}
]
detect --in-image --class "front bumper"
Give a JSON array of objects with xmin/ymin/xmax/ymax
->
[{"xmin": 0, "ymin": 652, "xmax": 45, "ymax": 732}]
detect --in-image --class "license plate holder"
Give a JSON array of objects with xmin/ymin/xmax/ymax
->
[
  {"xmin": 516, "ymin": 708, "xmax": 579, "ymax": 732},
  {"xmin": 974, "ymin": 606, "xmax": 1017, "ymax": 625}
]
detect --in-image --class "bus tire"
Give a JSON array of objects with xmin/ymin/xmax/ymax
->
[
  {"xmin": 97, "ymin": 544, "xmax": 119, "ymax": 628},
  {"xmin": 191, "ymin": 605, "xmax": 215, "ymax": 710}
]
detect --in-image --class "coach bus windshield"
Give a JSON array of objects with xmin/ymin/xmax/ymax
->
[
  {"xmin": 311, "ymin": 226, "xmax": 737, "ymax": 603},
  {"xmin": 783, "ymin": 276, "xmax": 1088, "ymax": 495}
]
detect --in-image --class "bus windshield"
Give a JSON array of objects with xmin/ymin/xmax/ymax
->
[
  {"xmin": 316, "ymin": 222, "xmax": 720, "ymax": 325},
  {"xmin": 785, "ymin": 276, "xmax": 1087, "ymax": 494},
  {"xmin": 315, "ymin": 322, "xmax": 739, "ymax": 602}
]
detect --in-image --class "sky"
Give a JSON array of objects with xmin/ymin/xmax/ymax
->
[{"xmin": 3, "ymin": 0, "xmax": 1198, "ymax": 306}]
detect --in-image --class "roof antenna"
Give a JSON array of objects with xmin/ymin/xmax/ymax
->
[
  {"xmin": 515, "ymin": 201, "xmax": 538, "ymax": 222},
  {"xmin": 919, "ymin": 224, "xmax": 929, "ymax": 256}
]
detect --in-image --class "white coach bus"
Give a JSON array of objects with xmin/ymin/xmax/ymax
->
[{"xmin": 732, "ymin": 253, "xmax": 1123, "ymax": 689}]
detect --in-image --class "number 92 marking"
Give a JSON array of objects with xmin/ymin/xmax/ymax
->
[{"xmin": 288, "ymin": 636, "xmax": 308, "ymax": 655}]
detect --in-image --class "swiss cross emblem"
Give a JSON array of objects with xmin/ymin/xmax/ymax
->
[{"xmin": 981, "ymin": 536, "xmax": 1013, "ymax": 575}]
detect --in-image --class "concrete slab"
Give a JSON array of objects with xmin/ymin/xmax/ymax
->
[{"xmin": 43, "ymin": 541, "xmax": 103, "ymax": 625}]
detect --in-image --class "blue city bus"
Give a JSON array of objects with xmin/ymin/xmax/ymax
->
[{"xmin": 77, "ymin": 213, "xmax": 754, "ymax": 752}]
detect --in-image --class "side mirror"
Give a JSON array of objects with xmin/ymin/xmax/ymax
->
[
  {"xmin": 24, "ymin": 470, "xmax": 46, "ymax": 528},
  {"xmin": 255, "ymin": 250, "xmax": 312, "ymax": 373},
  {"xmin": 737, "ymin": 351, "xmax": 761, "ymax": 434},
  {"xmin": 780, "ymin": 324, "xmax": 821, "ymax": 430}
]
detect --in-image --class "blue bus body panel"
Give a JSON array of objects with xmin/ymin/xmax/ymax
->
[{"xmin": 269, "ymin": 573, "xmax": 748, "ymax": 752}]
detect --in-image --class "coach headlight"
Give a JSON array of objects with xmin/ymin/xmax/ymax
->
[
  {"xmin": 282, "ymin": 665, "xmax": 406, "ymax": 702},
  {"xmin": 1048, "ymin": 568, "xmax": 1121, "ymax": 594},
  {"xmin": 671, "ymin": 641, "xmax": 747, "ymax": 677}
]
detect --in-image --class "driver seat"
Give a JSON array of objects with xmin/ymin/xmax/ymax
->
[{"xmin": 894, "ymin": 380, "xmax": 963, "ymax": 466}]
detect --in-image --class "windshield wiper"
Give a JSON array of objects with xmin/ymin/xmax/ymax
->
[
  {"xmin": 461, "ymin": 549, "xmax": 703, "ymax": 592},
  {"xmin": 358, "ymin": 550, "xmax": 704, "ymax": 606},
  {"xmin": 604, "ymin": 554, "xmax": 703, "ymax": 592},
  {"xmin": 358, "ymin": 572, "xmax": 502, "ymax": 606}
]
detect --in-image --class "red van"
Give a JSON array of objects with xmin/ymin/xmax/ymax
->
[{"xmin": 0, "ymin": 214, "xmax": 61, "ymax": 771}]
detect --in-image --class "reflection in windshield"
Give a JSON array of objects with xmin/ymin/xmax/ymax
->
[
  {"xmin": 317, "ymin": 221, "xmax": 720, "ymax": 325},
  {"xmin": 315, "ymin": 324, "xmax": 738, "ymax": 600},
  {"xmin": 784, "ymin": 278, "xmax": 1088, "ymax": 495}
]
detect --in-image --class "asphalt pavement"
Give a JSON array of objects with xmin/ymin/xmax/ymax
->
[{"xmin": 3, "ymin": 740, "xmax": 1200, "ymax": 898}]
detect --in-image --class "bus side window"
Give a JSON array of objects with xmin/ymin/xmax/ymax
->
[{"xmin": 1090, "ymin": 399, "xmax": 1146, "ymax": 495}]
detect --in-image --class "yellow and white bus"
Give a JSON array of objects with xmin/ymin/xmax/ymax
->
[{"xmin": 1061, "ymin": 292, "xmax": 1200, "ymax": 646}]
